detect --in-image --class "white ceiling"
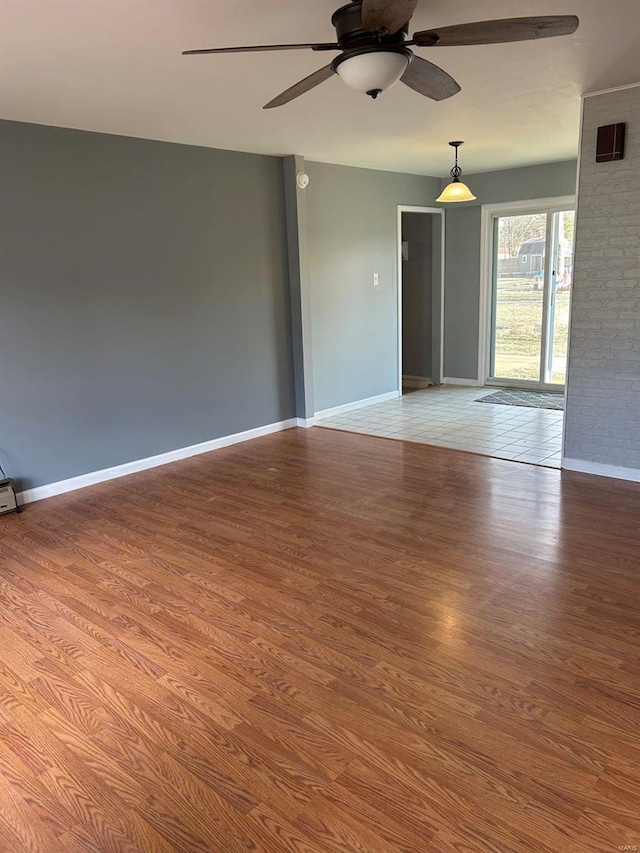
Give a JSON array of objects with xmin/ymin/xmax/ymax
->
[{"xmin": 1, "ymin": 0, "xmax": 639, "ymax": 175}]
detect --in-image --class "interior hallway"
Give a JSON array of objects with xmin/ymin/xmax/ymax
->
[{"xmin": 318, "ymin": 385, "xmax": 564, "ymax": 469}]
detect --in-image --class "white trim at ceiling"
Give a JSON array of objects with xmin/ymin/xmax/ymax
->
[{"xmin": 583, "ymin": 81, "xmax": 640, "ymax": 98}]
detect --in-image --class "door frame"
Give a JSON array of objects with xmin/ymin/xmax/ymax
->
[
  {"xmin": 397, "ymin": 205, "xmax": 446, "ymax": 392},
  {"xmin": 478, "ymin": 195, "xmax": 576, "ymax": 389}
]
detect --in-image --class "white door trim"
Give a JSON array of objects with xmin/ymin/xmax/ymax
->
[
  {"xmin": 397, "ymin": 205, "xmax": 445, "ymax": 393},
  {"xmin": 478, "ymin": 195, "xmax": 576, "ymax": 387},
  {"xmin": 561, "ymin": 110, "xmax": 584, "ymax": 460}
]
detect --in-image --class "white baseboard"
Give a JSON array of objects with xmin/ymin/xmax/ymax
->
[
  {"xmin": 296, "ymin": 417, "xmax": 316, "ymax": 428},
  {"xmin": 402, "ymin": 375, "xmax": 433, "ymax": 390},
  {"xmin": 443, "ymin": 377, "xmax": 482, "ymax": 387},
  {"xmin": 18, "ymin": 417, "xmax": 299, "ymax": 505},
  {"xmin": 315, "ymin": 390, "xmax": 400, "ymax": 420},
  {"xmin": 561, "ymin": 458, "xmax": 640, "ymax": 483}
]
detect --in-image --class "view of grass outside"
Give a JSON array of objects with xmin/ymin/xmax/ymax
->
[
  {"xmin": 492, "ymin": 210, "xmax": 573, "ymax": 385},
  {"xmin": 493, "ymin": 278, "xmax": 570, "ymax": 383}
]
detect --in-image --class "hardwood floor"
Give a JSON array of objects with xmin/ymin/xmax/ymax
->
[{"xmin": 1, "ymin": 427, "xmax": 639, "ymax": 852}]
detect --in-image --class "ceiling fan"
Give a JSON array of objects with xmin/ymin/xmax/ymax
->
[{"xmin": 183, "ymin": 0, "xmax": 579, "ymax": 109}]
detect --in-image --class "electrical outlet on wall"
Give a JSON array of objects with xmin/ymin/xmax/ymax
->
[{"xmin": 373, "ymin": 272, "xmax": 379, "ymax": 287}]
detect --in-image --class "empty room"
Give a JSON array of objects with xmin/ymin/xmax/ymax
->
[{"xmin": 1, "ymin": 1, "xmax": 640, "ymax": 851}]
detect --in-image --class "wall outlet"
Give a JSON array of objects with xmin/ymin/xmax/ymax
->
[{"xmin": 373, "ymin": 272, "xmax": 379, "ymax": 287}]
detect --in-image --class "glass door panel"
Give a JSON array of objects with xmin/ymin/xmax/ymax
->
[
  {"xmin": 490, "ymin": 212, "xmax": 547, "ymax": 382},
  {"xmin": 545, "ymin": 210, "xmax": 574, "ymax": 385},
  {"xmin": 489, "ymin": 207, "xmax": 574, "ymax": 388}
]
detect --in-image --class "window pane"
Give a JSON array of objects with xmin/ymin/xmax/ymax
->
[{"xmin": 492, "ymin": 213, "xmax": 547, "ymax": 381}]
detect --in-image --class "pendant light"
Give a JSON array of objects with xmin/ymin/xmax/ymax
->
[{"xmin": 436, "ymin": 141, "xmax": 476, "ymax": 203}]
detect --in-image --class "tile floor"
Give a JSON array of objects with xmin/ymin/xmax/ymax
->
[{"xmin": 317, "ymin": 385, "xmax": 564, "ymax": 469}]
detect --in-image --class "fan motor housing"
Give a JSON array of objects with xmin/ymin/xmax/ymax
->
[{"xmin": 332, "ymin": 2, "xmax": 409, "ymax": 46}]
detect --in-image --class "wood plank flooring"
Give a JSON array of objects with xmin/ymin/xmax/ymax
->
[{"xmin": 1, "ymin": 427, "xmax": 639, "ymax": 852}]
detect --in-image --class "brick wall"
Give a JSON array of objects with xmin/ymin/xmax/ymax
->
[{"xmin": 564, "ymin": 85, "xmax": 640, "ymax": 471}]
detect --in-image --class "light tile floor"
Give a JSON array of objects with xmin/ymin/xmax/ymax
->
[{"xmin": 317, "ymin": 385, "xmax": 564, "ymax": 469}]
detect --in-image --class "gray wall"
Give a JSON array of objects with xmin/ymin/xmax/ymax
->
[
  {"xmin": 306, "ymin": 161, "xmax": 441, "ymax": 411},
  {"xmin": 430, "ymin": 215, "xmax": 443, "ymax": 384},
  {"xmin": 283, "ymin": 155, "xmax": 314, "ymax": 421},
  {"xmin": 564, "ymin": 86, "xmax": 640, "ymax": 470},
  {"xmin": 402, "ymin": 212, "xmax": 433, "ymax": 379},
  {"xmin": 444, "ymin": 205, "xmax": 482, "ymax": 380},
  {"xmin": 443, "ymin": 160, "xmax": 578, "ymax": 380},
  {"xmin": 0, "ymin": 120, "xmax": 295, "ymax": 490}
]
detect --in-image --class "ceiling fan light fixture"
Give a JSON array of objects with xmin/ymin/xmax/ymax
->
[
  {"xmin": 184, "ymin": 5, "xmax": 580, "ymax": 110},
  {"xmin": 333, "ymin": 47, "xmax": 411, "ymax": 98},
  {"xmin": 436, "ymin": 140, "xmax": 477, "ymax": 203}
]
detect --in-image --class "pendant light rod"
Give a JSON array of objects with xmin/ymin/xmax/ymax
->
[
  {"xmin": 449, "ymin": 140, "xmax": 464, "ymax": 181},
  {"xmin": 436, "ymin": 140, "xmax": 477, "ymax": 203}
]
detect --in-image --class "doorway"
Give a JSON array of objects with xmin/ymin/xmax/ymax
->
[
  {"xmin": 317, "ymin": 200, "xmax": 564, "ymax": 469},
  {"xmin": 481, "ymin": 197, "xmax": 576, "ymax": 390},
  {"xmin": 397, "ymin": 206, "xmax": 445, "ymax": 393}
]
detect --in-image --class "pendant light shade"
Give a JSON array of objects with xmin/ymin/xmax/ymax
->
[
  {"xmin": 333, "ymin": 47, "xmax": 411, "ymax": 98},
  {"xmin": 436, "ymin": 141, "xmax": 476, "ymax": 203},
  {"xmin": 436, "ymin": 181, "xmax": 477, "ymax": 203}
]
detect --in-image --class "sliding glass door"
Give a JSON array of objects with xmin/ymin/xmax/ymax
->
[{"xmin": 489, "ymin": 206, "xmax": 574, "ymax": 388}]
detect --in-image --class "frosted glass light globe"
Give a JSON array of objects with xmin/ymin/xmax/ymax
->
[{"xmin": 335, "ymin": 50, "xmax": 410, "ymax": 96}]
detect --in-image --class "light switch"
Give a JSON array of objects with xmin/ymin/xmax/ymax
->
[{"xmin": 373, "ymin": 272, "xmax": 379, "ymax": 287}]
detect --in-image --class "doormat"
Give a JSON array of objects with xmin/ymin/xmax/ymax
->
[{"xmin": 475, "ymin": 389, "xmax": 564, "ymax": 410}]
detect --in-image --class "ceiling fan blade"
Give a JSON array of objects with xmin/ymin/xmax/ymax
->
[
  {"xmin": 183, "ymin": 43, "xmax": 339, "ymax": 56},
  {"xmin": 361, "ymin": 0, "xmax": 419, "ymax": 34},
  {"xmin": 414, "ymin": 16, "xmax": 579, "ymax": 47},
  {"xmin": 401, "ymin": 55, "xmax": 460, "ymax": 101},
  {"xmin": 264, "ymin": 64, "xmax": 336, "ymax": 109}
]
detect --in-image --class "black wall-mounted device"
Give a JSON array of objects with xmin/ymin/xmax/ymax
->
[{"xmin": 596, "ymin": 123, "xmax": 626, "ymax": 162}]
